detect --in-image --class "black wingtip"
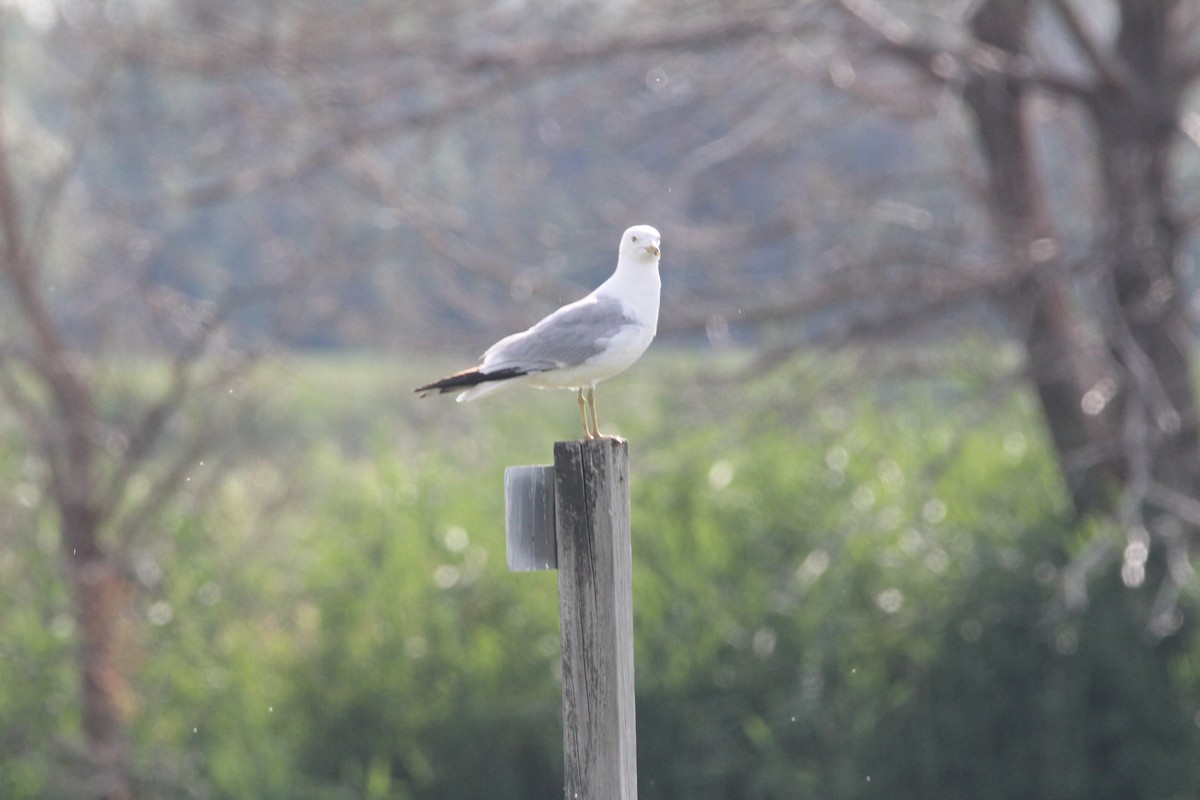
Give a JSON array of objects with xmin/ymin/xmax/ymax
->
[{"xmin": 413, "ymin": 366, "xmax": 529, "ymax": 397}]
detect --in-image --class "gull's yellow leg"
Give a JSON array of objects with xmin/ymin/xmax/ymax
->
[
  {"xmin": 577, "ymin": 388, "xmax": 591, "ymax": 439},
  {"xmin": 586, "ymin": 386, "xmax": 601, "ymax": 439}
]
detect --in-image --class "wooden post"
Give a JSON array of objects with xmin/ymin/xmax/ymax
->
[
  {"xmin": 554, "ymin": 438, "xmax": 637, "ymax": 800},
  {"xmin": 503, "ymin": 438, "xmax": 637, "ymax": 800}
]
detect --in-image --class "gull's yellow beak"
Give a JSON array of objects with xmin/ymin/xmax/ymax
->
[{"xmin": 646, "ymin": 244, "xmax": 660, "ymax": 258}]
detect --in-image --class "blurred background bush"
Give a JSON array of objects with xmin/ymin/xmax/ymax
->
[{"xmin": 5, "ymin": 355, "xmax": 1198, "ymax": 799}]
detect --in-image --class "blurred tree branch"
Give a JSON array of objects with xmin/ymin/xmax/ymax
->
[{"xmin": 824, "ymin": 0, "xmax": 1200, "ymax": 619}]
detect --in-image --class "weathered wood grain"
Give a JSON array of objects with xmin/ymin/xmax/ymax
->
[{"xmin": 554, "ymin": 437, "xmax": 637, "ymax": 800}]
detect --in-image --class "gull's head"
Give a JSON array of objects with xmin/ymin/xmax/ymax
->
[{"xmin": 620, "ymin": 224, "xmax": 661, "ymax": 263}]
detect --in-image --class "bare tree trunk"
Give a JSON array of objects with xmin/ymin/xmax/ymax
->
[
  {"xmin": 51, "ymin": 361, "xmax": 134, "ymax": 799},
  {"xmin": 27, "ymin": 292, "xmax": 137, "ymax": 798},
  {"xmin": 1088, "ymin": 0, "xmax": 1200, "ymax": 526},
  {"xmin": 72, "ymin": 550, "xmax": 134, "ymax": 800},
  {"xmin": 963, "ymin": 0, "xmax": 1122, "ymax": 516},
  {"xmin": 0, "ymin": 73, "xmax": 134, "ymax": 787}
]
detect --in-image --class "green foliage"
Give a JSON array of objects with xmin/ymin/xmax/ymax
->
[
  {"xmin": 624, "ymin": 368, "xmax": 1080, "ymax": 800},
  {"xmin": 1, "ymin": 354, "xmax": 1198, "ymax": 799},
  {"xmin": 859, "ymin": 559, "xmax": 1199, "ymax": 800},
  {"xmin": 280, "ymin": 441, "xmax": 563, "ymax": 799},
  {"xmin": 0, "ymin": 502, "xmax": 73, "ymax": 799}
]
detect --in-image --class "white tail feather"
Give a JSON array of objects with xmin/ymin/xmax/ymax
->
[{"xmin": 456, "ymin": 378, "xmax": 521, "ymax": 403}]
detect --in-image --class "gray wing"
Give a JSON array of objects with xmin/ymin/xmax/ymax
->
[{"xmin": 482, "ymin": 294, "xmax": 637, "ymax": 370}]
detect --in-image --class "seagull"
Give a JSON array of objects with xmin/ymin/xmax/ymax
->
[{"xmin": 415, "ymin": 224, "xmax": 662, "ymax": 439}]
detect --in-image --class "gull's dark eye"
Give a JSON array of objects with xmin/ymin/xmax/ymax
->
[{"xmin": 631, "ymin": 235, "xmax": 638, "ymax": 242}]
